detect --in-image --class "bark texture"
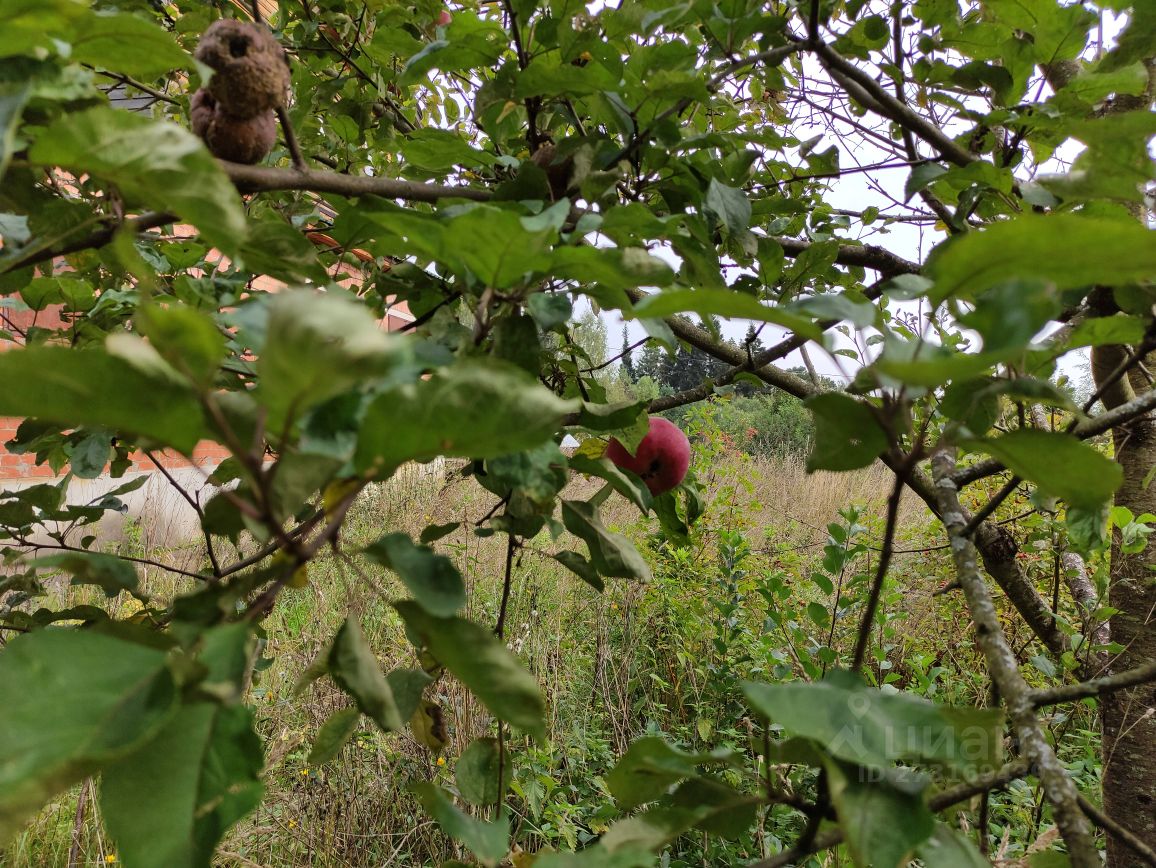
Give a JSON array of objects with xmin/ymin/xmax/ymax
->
[{"xmin": 1095, "ymin": 346, "xmax": 1156, "ymax": 865}]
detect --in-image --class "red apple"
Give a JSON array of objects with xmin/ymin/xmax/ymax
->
[
  {"xmin": 606, "ymin": 416, "xmax": 691, "ymax": 496},
  {"xmin": 436, "ymin": 10, "xmax": 453, "ymax": 26}
]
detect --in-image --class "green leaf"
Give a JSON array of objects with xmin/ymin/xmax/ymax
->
[
  {"xmin": 599, "ymin": 806, "xmax": 712, "ymax": 853},
  {"xmin": 33, "ymin": 551, "xmax": 139, "ymax": 597},
  {"xmin": 926, "ymin": 214, "xmax": 1156, "ymax": 301},
  {"xmin": 561, "ymin": 499, "xmax": 652, "ymax": 581},
  {"xmin": 455, "ymin": 737, "xmax": 508, "ymax": 806},
  {"xmin": 101, "ymin": 702, "xmax": 263, "ymax": 868},
  {"xmin": 526, "ymin": 292, "xmax": 573, "ymax": 330},
  {"xmin": 70, "ymin": 11, "xmax": 189, "ymax": 79},
  {"xmin": 573, "ymin": 399, "xmax": 648, "ymax": 434},
  {"xmin": 0, "ymin": 346, "xmax": 204, "ymax": 453},
  {"xmin": 786, "ymin": 293, "xmax": 877, "ymax": 329},
  {"xmin": 651, "ymin": 490, "xmax": 690, "ymax": 546},
  {"xmin": 1066, "ymin": 503, "xmax": 1109, "ymax": 554},
  {"xmin": 411, "ymin": 783, "xmax": 508, "ymax": 866},
  {"xmin": 19, "ymin": 276, "xmax": 94, "ymax": 312},
  {"xmin": 0, "ymin": 0, "xmax": 87, "ymax": 59},
  {"xmin": 327, "ymin": 616, "xmax": 405, "ymax": 733},
  {"xmin": 1100, "ymin": 3, "xmax": 1156, "ymax": 71},
  {"xmin": 741, "ymin": 670, "xmax": 1004, "ymax": 773},
  {"xmin": 532, "ymin": 845, "xmax": 655, "ymax": 867},
  {"xmin": 399, "ymin": 128, "xmax": 498, "ymax": 174},
  {"xmin": 704, "ymin": 180, "xmax": 751, "ymax": 234},
  {"xmin": 65, "ymin": 429, "xmax": 112, "ymax": 479},
  {"xmin": 356, "ymin": 360, "xmax": 576, "ymax": 472},
  {"xmin": 363, "ymin": 532, "xmax": 466, "ymax": 618},
  {"xmin": 915, "ymin": 822, "xmax": 989, "ymax": 864},
  {"xmin": 807, "ymin": 600, "xmax": 830, "ymax": 627},
  {"xmin": 553, "ymin": 550, "xmax": 605, "ymax": 592},
  {"xmin": 386, "ymin": 668, "xmax": 434, "ymax": 723},
  {"xmin": 964, "ymin": 430, "xmax": 1123, "ymax": 509},
  {"xmin": 941, "ymin": 379, "xmax": 1001, "ymax": 435},
  {"xmin": 235, "ymin": 217, "xmax": 327, "ymax": 285},
  {"xmin": 1065, "ymin": 315, "xmax": 1148, "ymax": 349},
  {"xmin": 28, "ymin": 108, "xmax": 247, "ymax": 257},
  {"xmin": 257, "ymin": 290, "xmax": 406, "ymax": 427},
  {"xmin": 605, "ymin": 737, "xmax": 736, "ymax": 811},
  {"xmin": 552, "ymin": 247, "xmax": 676, "ymax": 292},
  {"xmin": 905, "ymin": 163, "xmax": 948, "ymax": 202},
  {"xmin": 627, "ymin": 289, "xmax": 819, "ymax": 337},
  {"xmin": 420, "ymin": 522, "xmax": 461, "ymax": 544},
  {"xmin": 394, "ymin": 602, "xmax": 546, "ymax": 739},
  {"xmin": 136, "ymin": 303, "xmax": 226, "ymax": 389},
  {"xmin": 308, "ymin": 707, "xmax": 362, "ymax": 767},
  {"xmin": 492, "ymin": 311, "xmax": 541, "ymax": 375},
  {"xmin": 825, "ymin": 760, "xmax": 936, "ymax": 868},
  {"xmin": 957, "ymin": 280, "xmax": 1061, "ymax": 353},
  {"xmin": 0, "ymin": 630, "xmax": 177, "ymax": 839},
  {"xmin": 568, "ymin": 454, "xmax": 653, "ymax": 515},
  {"xmin": 804, "ymin": 393, "xmax": 888, "ymax": 472},
  {"xmin": 669, "ymin": 777, "xmax": 760, "ymax": 839},
  {"xmin": 0, "ymin": 81, "xmax": 28, "ymax": 183}
]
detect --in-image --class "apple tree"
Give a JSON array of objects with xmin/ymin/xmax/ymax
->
[{"xmin": 0, "ymin": 0, "xmax": 1154, "ymax": 865}]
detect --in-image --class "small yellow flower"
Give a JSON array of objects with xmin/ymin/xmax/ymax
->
[
  {"xmin": 300, "ymin": 767, "xmax": 310, "ymax": 776},
  {"xmin": 288, "ymin": 819, "xmax": 298, "ymax": 829},
  {"xmin": 106, "ymin": 856, "xmax": 117, "ymax": 864},
  {"xmin": 436, "ymin": 756, "xmax": 446, "ymax": 766}
]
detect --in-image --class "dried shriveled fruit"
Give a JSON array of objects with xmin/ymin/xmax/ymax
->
[
  {"xmin": 530, "ymin": 142, "xmax": 575, "ymax": 200},
  {"xmin": 194, "ymin": 18, "xmax": 290, "ymax": 118},
  {"xmin": 190, "ymin": 88, "xmax": 276, "ymax": 164}
]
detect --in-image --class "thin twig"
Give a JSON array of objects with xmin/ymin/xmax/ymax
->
[
  {"xmin": 1031, "ymin": 660, "xmax": 1156, "ymax": 709},
  {"xmin": 275, "ymin": 106, "xmax": 308, "ymax": 171},
  {"xmin": 851, "ymin": 457, "xmax": 909, "ymax": 670},
  {"xmin": 495, "ymin": 535, "xmax": 516, "ymax": 639},
  {"xmin": 960, "ymin": 475, "xmax": 1022, "ymax": 538},
  {"xmin": 146, "ymin": 451, "xmax": 222, "ymax": 578},
  {"xmin": 67, "ymin": 779, "xmax": 90, "ymax": 868},
  {"xmin": 19, "ymin": 539, "xmax": 208, "ymax": 581}
]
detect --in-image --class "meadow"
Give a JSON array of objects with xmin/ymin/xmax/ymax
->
[{"xmin": 6, "ymin": 422, "xmax": 1102, "ymax": 867}]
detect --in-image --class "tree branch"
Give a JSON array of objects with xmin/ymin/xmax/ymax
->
[
  {"xmin": 223, "ymin": 162, "xmax": 494, "ymax": 202},
  {"xmin": 813, "ymin": 43, "xmax": 977, "ymax": 167},
  {"xmin": 0, "ymin": 212, "xmax": 177, "ymax": 275},
  {"xmin": 1031, "ymin": 660, "xmax": 1156, "ymax": 709},
  {"xmin": 953, "ymin": 387, "xmax": 1156, "ymax": 488},
  {"xmin": 931, "ymin": 450, "xmax": 1100, "ymax": 866}
]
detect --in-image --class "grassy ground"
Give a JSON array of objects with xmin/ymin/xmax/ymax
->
[{"xmin": 5, "ymin": 448, "xmax": 1099, "ymax": 866}]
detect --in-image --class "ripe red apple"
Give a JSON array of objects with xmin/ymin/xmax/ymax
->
[
  {"xmin": 606, "ymin": 416, "xmax": 691, "ymax": 496},
  {"xmin": 436, "ymin": 10, "xmax": 453, "ymax": 26}
]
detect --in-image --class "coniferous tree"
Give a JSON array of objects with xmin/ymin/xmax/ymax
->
[{"xmin": 619, "ymin": 325, "xmax": 635, "ymax": 381}]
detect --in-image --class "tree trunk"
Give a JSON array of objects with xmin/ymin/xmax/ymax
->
[{"xmin": 1095, "ymin": 349, "xmax": 1156, "ymax": 865}]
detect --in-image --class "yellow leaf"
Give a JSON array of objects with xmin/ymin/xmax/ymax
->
[
  {"xmin": 410, "ymin": 700, "xmax": 448, "ymax": 752},
  {"xmin": 322, "ymin": 477, "xmax": 362, "ymax": 517},
  {"xmin": 575, "ymin": 437, "xmax": 607, "ymax": 460},
  {"xmin": 287, "ymin": 563, "xmax": 309, "ymax": 588}
]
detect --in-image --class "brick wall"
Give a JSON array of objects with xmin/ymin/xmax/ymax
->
[{"xmin": 1, "ymin": 297, "xmax": 413, "ymax": 482}]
